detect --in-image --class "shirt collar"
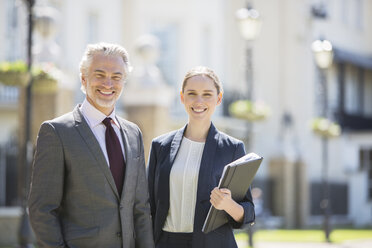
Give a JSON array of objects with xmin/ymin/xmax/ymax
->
[{"xmin": 80, "ymin": 99, "xmax": 120, "ymax": 128}]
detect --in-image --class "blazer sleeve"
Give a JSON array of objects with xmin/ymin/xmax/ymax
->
[
  {"xmin": 28, "ymin": 122, "xmax": 66, "ymax": 247},
  {"xmin": 146, "ymin": 140, "xmax": 157, "ymax": 221},
  {"xmin": 227, "ymin": 142, "xmax": 255, "ymax": 229},
  {"xmin": 133, "ymin": 129, "xmax": 155, "ymax": 248}
]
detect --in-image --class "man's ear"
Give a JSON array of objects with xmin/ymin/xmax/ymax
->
[{"xmin": 81, "ymin": 75, "xmax": 87, "ymax": 86}]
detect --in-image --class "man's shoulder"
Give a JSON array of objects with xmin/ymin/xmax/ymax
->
[
  {"xmin": 115, "ymin": 115, "xmax": 141, "ymax": 133},
  {"xmin": 43, "ymin": 111, "xmax": 74, "ymax": 126}
]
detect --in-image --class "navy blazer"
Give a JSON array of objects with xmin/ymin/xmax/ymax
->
[{"xmin": 147, "ymin": 123, "xmax": 255, "ymax": 248}]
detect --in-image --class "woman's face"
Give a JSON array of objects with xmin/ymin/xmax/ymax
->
[{"xmin": 181, "ymin": 75, "xmax": 222, "ymax": 123}]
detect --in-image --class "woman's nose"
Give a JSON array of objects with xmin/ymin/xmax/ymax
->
[{"xmin": 195, "ymin": 95, "xmax": 203, "ymax": 102}]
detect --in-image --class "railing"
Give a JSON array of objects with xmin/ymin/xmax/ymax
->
[{"xmin": 335, "ymin": 111, "xmax": 372, "ymax": 131}]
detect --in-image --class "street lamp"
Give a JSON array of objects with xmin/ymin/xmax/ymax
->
[
  {"xmin": 311, "ymin": 38, "xmax": 334, "ymax": 242},
  {"xmin": 236, "ymin": 3, "xmax": 261, "ymax": 247},
  {"xmin": 236, "ymin": 3, "xmax": 262, "ymax": 101}
]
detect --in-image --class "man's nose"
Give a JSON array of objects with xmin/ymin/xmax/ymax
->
[{"xmin": 102, "ymin": 78, "xmax": 113, "ymax": 87}]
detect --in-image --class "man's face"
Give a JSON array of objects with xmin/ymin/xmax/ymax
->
[{"xmin": 82, "ymin": 53, "xmax": 126, "ymax": 115}]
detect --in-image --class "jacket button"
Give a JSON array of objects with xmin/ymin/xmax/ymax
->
[
  {"xmin": 116, "ymin": 232, "xmax": 122, "ymax": 238},
  {"xmin": 120, "ymin": 204, "xmax": 123, "ymax": 210}
]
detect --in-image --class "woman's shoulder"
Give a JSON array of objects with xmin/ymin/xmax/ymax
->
[
  {"xmin": 152, "ymin": 129, "xmax": 179, "ymax": 146},
  {"xmin": 216, "ymin": 129, "xmax": 244, "ymax": 146}
]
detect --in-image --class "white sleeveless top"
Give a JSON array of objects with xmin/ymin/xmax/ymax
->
[{"xmin": 163, "ymin": 137, "xmax": 205, "ymax": 232}]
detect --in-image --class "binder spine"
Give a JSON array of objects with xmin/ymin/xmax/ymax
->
[{"xmin": 219, "ymin": 166, "xmax": 236, "ymax": 188}]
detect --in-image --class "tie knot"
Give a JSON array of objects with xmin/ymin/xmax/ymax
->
[{"xmin": 102, "ymin": 117, "xmax": 112, "ymax": 127}]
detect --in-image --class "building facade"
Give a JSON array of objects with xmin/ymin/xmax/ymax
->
[{"xmin": 0, "ymin": 0, "xmax": 371, "ymax": 229}]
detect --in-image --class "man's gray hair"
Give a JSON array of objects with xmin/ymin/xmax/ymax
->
[{"xmin": 79, "ymin": 42, "xmax": 132, "ymax": 93}]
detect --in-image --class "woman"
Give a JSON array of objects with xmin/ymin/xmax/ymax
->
[{"xmin": 147, "ymin": 66, "xmax": 255, "ymax": 248}]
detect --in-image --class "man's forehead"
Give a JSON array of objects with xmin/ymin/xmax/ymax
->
[{"xmin": 89, "ymin": 54, "xmax": 126, "ymax": 71}]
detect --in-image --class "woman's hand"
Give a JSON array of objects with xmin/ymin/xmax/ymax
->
[
  {"xmin": 210, "ymin": 187, "xmax": 244, "ymax": 223},
  {"xmin": 210, "ymin": 187, "xmax": 233, "ymax": 210}
]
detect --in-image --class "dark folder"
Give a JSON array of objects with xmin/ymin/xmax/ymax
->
[{"xmin": 202, "ymin": 153, "xmax": 263, "ymax": 233}]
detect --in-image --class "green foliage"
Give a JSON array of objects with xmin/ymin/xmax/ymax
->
[
  {"xmin": 235, "ymin": 229, "xmax": 372, "ymax": 243},
  {"xmin": 229, "ymin": 100, "xmax": 270, "ymax": 121},
  {"xmin": 0, "ymin": 61, "xmax": 59, "ymax": 93},
  {"xmin": 0, "ymin": 60, "xmax": 28, "ymax": 73},
  {"xmin": 311, "ymin": 117, "xmax": 341, "ymax": 138},
  {"xmin": 0, "ymin": 61, "xmax": 30, "ymax": 86}
]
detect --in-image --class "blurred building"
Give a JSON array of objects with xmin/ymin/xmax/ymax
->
[{"xmin": 0, "ymin": 0, "xmax": 371, "ymax": 239}]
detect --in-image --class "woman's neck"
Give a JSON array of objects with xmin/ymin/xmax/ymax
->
[{"xmin": 184, "ymin": 120, "xmax": 211, "ymax": 142}]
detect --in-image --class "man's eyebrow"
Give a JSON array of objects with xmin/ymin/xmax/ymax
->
[{"xmin": 93, "ymin": 70, "xmax": 123, "ymax": 75}]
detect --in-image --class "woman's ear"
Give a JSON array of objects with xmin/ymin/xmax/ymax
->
[
  {"xmin": 180, "ymin": 91, "xmax": 184, "ymax": 104},
  {"xmin": 217, "ymin": 92, "xmax": 223, "ymax": 105}
]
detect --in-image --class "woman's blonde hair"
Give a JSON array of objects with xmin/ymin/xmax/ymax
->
[{"xmin": 182, "ymin": 66, "xmax": 223, "ymax": 95}]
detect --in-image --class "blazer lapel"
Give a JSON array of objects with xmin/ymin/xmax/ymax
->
[
  {"xmin": 158, "ymin": 125, "xmax": 186, "ymax": 204},
  {"xmin": 194, "ymin": 123, "xmax": 219, "ymax": 228},
  {"xmin": 73, "ymin": 106, "xmax": 120, "ymax": 199}
]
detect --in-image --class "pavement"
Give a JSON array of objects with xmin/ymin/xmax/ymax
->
[{"xmin": 237, "ymin": 239, "xmax": 372, "ymax": 248}]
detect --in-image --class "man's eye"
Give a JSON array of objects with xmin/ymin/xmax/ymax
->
[
  {"xmin": 96, "ymin": 74, "xmax": 104, "ymax": 78},
  {"xmin": 113, "ymin": 76, "xmax": 122, "ymax": 81}
]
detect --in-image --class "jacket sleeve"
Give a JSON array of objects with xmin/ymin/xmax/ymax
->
[
  {"xmin": 227, "ymin": 142, "xmax": 255, "ymax": 229},
  {"xmin": 133, "ymin": 129, "xmax": 155, "ymax": 248},
  {"xmin": 28, "ymin": 122, "xmax": 66, "ymax": 248}
]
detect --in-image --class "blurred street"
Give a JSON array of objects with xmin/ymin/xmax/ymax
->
[{"xmin": 238, "ymin": 239, "xmax": 372, "ymax": 248}]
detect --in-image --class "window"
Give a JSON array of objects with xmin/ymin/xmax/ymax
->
[
  {"xmin": 344, "ymin": 65, "xmax": 359, "ymax": 114},
  {"xmin": 355, "ymin": 0, "xmax": 364, "ymax": 30},
  {"xmin": 363, "ymin": 70, "xmax": 372, "ymax": 116},
  {"xmin": 359, "ymin": 148, "xmax": 372, "ymax": 200},
  {"xmin": 151, "ymin": 24, "xmax": 179, "ymax": 87},
  {"xmin": 87, "ymin": 12, "xmax": 99, "ymax": 43},
  {"xmin": 5, "ymin": 0, "xmax": 23, "ymax": 61}
]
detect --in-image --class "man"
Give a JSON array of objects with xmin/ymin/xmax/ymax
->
[{"xmin": 28, "ymin": 43, "xmax": 155, "ymax": 248}]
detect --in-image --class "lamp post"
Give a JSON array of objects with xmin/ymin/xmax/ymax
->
[
  {"xmin": 235, "ymin": 2, "xmax": 261, "ymax": 149},
  {"xmin": 18, "ymin": 0, "xmax": 35, "ymax": 247},
  {"xmin": 311, "ymin": 38, "xmax": 334, "ymax": 243},
  {"xmin": 236, "ymin": 3, "xmax": 261, "ymax": 247}
]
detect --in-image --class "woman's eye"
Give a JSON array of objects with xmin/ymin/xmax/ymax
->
[{"xmin": 188, "ymin": 93, "xmax": 196, "ymax": 96}]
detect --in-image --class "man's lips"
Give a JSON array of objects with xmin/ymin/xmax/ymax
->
[{"xmin": 97, "ymin": 89, "xmax": 115, "ymax": 96}]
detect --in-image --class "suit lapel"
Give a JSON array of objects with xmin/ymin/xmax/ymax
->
[
  {"xmin": 73, "ymin": 106, "xmax": 120, "ymax": 199},
  {"xmin": 116, "ymin": 119, "xmax": 134, "ymax": 201}
]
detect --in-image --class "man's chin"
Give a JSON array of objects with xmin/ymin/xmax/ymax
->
[{"xmin": 96, "ymin": 99, "xmax": 116, "ymax": 109}]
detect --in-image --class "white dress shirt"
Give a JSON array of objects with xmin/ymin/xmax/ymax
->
[
  {"xmin": 163, "ymin": 137, "xmax": 205, "ymax": 233},
  {"xmin": 79, "ymin": 99, "xmax": 125, "ymax": 167}
]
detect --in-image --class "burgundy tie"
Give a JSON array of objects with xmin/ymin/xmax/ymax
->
[{"xmin": 102, "ymin": 117, "xmax": 125, "ymax": 196}]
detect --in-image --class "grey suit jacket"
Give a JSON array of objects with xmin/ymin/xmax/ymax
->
[{"xmin": 28, "ymin": 105, "xmax": 154, "ymax": 248}]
